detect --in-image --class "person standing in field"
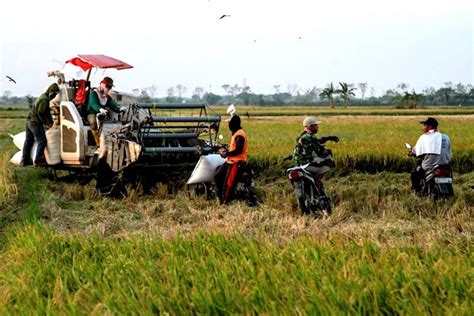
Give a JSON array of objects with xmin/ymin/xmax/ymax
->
[
  {"xmin": 21, "ymin": 83, "xmax": 59, "ymax": 166},
  {"xmin": 215, "ymin": 114, "xmax": 249, "ymax": 204},
  {"xmin": 408, "ymin": 117, "xmax": 451, "ymax": 194},
  {"xmin": 86, "ymin": 77, "xmax": 126, "ymax": 147},
  {"xmin": 293, "ymin": 116, "xmax": 339, "ymax": 182}
]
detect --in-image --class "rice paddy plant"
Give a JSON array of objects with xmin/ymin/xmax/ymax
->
[
  {"xmin": 0, "ymin": 228, "xmax": 471, "ymax": 314},
  {"xmin": 227, "ymin": 115, "xmax": 474, "ymax": 174}
]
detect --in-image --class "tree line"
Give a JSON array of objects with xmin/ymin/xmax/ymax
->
[
  {"xmin": 1, "ymin": 81, "xmax": 473, "ymax": 108},
  {"xmin": 132, "ymin": 81, "xmax": 474, "ymax": 108}
]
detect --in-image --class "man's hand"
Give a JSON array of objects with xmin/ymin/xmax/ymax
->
[
  {"xmin": 219, "ymin": 148, "xmax": 228, "ymax": 158},
  {"xmin": 119, "ymin": 106, "xmax": 127, "ymax": 113},
  {"xmin": 99, "ymin": 108, "xmax": 108, "ymax": 116}
]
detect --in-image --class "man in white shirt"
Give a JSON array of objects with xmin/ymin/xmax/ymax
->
[{"xmin": 409, "ymin": 117, "xmax": 451, "ymax": 193}]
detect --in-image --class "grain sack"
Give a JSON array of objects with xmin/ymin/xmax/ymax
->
[{"xmin": 186, "ymin": 154, "xmax": 226, "ymax": 184}]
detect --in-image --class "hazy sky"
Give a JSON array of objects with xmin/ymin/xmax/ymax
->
[{"xmin": 0, "ymin": 0, "xmax": 472, "ymax": 97}]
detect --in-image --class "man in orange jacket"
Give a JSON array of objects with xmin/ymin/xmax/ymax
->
[{"xmin": 215, "ymin": 115, "xmax": 248, "ymax": 204}]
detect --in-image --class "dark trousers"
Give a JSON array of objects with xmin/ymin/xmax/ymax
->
[
  {"xmin": 410, "ymin": 167, "xmax": 425, "ymax": 193},
  {"xmin": 215, "ymin": 162, "xmax": 241, "ymax": 204},
  {"xmin": 22, "ymin": 117, "xmax": 47, "ymax": 164}
]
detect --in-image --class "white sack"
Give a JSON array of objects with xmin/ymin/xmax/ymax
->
[
  {"xmin": 9, "ymin": 151, "xmax": 23, "ymax": 166},
  {"xmin": 187, "ymin": 154, "xmax": 226, "ymax": 184},
  {"xmin": 9, "ymin": 129, "xmax": 62, "ymax": 166}
]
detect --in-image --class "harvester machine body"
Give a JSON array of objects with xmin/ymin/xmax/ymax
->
[{"xmin": 106, "ymin": 102, "xmax": 221, "ymax": 175}]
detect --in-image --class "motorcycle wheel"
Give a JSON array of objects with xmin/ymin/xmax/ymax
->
[
  {"xmin": 296, "ymin": 182, "xmax": 312, "ymax": 215},
  {"xmin": 318, "ymin": 197, "xmax": 332, "ymax": 215}
]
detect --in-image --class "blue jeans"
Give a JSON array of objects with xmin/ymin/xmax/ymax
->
[{"xmin": 22, "ymin": 118, "xmax": 47, "ymax": 164}]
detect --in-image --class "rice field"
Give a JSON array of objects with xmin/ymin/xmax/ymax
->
[{"xmin": 0, "ymin": 107, "xmax": 472, "ymax": 314}]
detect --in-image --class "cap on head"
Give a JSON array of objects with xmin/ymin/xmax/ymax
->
[
  {"xmin": 420, "ymin": 117, "xmax": 438, "ymax": 128},
  {"xmin": 101, "ymin": 77, "xmax": 114, "ymax": 88},
  {"xmin": 303, "ymin": 116, "xmax": 321, "ymax": 127}
]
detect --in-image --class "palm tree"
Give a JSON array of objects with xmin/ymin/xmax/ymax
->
[
  {"xmin": 319, "ymin": 83, "xmax": 335, "ymax": 108},
  {"xmin": 336, "ymin": 82, "xmax": 357, "ymax": 108}
]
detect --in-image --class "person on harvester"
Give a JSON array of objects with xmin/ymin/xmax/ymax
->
[
  {"xmin": 86, "ymin": 76, "xmax": 126, "ymax": 147},
  {"xmin": 215, "ymin": 114, "xmax": 248, "ymax": 204}
]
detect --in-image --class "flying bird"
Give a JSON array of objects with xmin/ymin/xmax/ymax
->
[
  {"xmin": 219, "ymin": 14, "xmax": 231, "ymax": 19},
  {"xmin": 5, "ymin": 76, "xmax": 16, "ymax": 84}
]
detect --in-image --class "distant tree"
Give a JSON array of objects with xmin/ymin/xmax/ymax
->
[
  {"xmin": 2, "ymin": 90, "xmax": 12, "ymax": 100},
  {"xmin": 370, "ymin": 87, "xmax": 376, "ymax": 98},
  {"xmin": 192, "ymin": 87, "xmax": 205, "ymax": 101},
  {"xmin": 435, "ymin": 87, "xmax": 454, "ymax": 105},
  {"xmin": 358, "ymin": 82, "xmax": 368, "ymax": 99},
  {"xmin": 273, "ymin": 85, "xmax": 281, "ymax": 94},
  {"xmin": 397, "ymin": 82, "xmax": 409, "ymax": 92},
  {"xmin": 287, "ymin": 83, "xmax": 299, "ymax": 96},
  {"xmin": 410, "ymin": 91, "xmax": 423, "ymax": 109},
  {"xmin": 221, "ymin": 84, "xmax": 230, "ymax": 95},
  {"xmin": 422, "ymin": 86, "xmax": 436, "ymax": 95},
  {"xmin": 229, "ymin": 84, "xmax": 241, "ymax": 97},
  {"xmin": 139, "ymin": 89, "xmax": 151, "ymax": 102},
  {"xmin": 336, "ymin": 82, "xmax": 357, "ymax": 108},
  {"xmin": 400, "ymin": 90, "xmax": 423, "ymax": 109},
  {"xmin": 175, "ymin": 84, "xmax": 187, "ymax": 99},
  {"xmin": 319, "ymin": 83, "xmax": 335, "ymax": 108},
  {"xmin": 146, "ymin": 84, "xmax": 158, "ymax": 98},
  {"xmin": 241, "ymin": 85, "xmax": 251, "ymax": 94},
  {"xmin": 203, "ymin": 92, "xmax": 222, "ymax": 105},
  {"xmin": 455, "ymin": 83, "xmax": 467, "ymax": 95},
  {"xmin": 443, "ymin": 81, "xmax": 453, "ymax": 89}
]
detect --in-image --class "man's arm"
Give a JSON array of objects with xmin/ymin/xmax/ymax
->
[
  {"xmin": 107, "ymin": 97, "xmax": 120, "ymax": 113},
  {"xmin": 319, "ymin": 136, "xmax": 339, "ymax": 144}
]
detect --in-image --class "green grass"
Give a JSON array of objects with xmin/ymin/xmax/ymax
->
[{"xmin": 0, "ymin": 227, "xmax": 472, "ymax": 315}]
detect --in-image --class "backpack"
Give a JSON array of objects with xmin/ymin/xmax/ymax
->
[{"xmin": 75, "ymin": 79, "xmax": 88, "ymax": 106}]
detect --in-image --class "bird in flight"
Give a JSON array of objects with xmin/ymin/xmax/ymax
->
[
  {"xmin": 219, "ymin": 14, "xmax": 231, "ymax": 19},
  {"xmin": 6, "ymin": 75, "xmax": 16, "ymax": 84}
]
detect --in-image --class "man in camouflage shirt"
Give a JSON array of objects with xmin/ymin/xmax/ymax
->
[{"xmin": 293, "ymin": 117, "xmax": 339, "ymax": 176}]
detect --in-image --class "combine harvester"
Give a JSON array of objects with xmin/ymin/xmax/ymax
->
[{"xmin": 11, "ymin": 54, "xmax": 222, "ymax": 195}]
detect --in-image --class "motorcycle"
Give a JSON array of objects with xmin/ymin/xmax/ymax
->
[
  {"xmin": 189, "ymin": 139, "xmax": 258, "ymax": 206},
  {"xmin": 405, "ymin": 143, "xmax": 454, "ymax": 200},
  {"xmin": 287, "ymin": 150, "xmax": 334, "ymax": 216}
]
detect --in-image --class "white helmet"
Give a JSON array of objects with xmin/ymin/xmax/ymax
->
[{"xmin": 303, "ymin": 116, "xmax": 321, "ymax": 127}]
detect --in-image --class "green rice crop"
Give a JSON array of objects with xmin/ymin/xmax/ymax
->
[
  {"xmin": 0, "ymin": 227, "xmax": 472, "ymax": 315},
  {"xmin": 222, "ymin": 115, "xmax": 474, "ymax": 173},
  {"xmin": 0, "ymin": 109, "xmax": 472, "ymax": 314}
]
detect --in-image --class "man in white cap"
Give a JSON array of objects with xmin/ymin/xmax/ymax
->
[{"xmin": 293, "ymin": 116, "xmax": 339, "ymax": 179}]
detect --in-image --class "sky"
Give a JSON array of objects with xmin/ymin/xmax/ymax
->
[{"xmin": 0, "ymin": 0, "xmax": 472, "ymax": 97}]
